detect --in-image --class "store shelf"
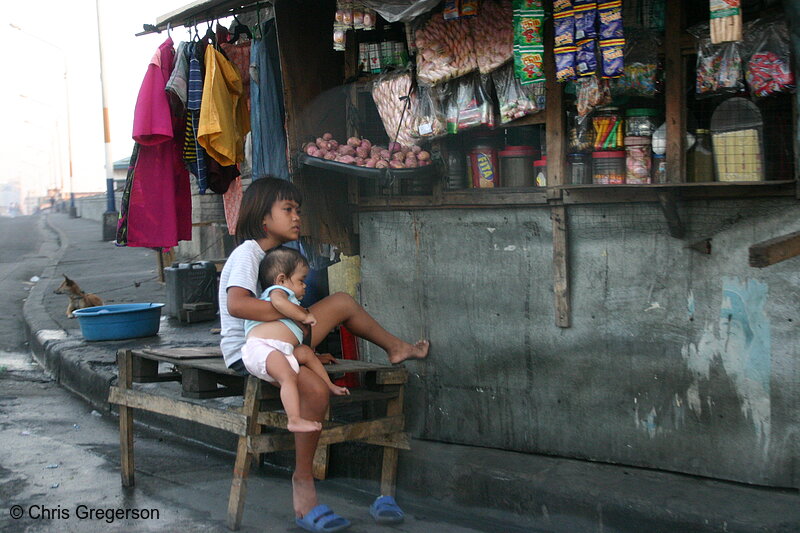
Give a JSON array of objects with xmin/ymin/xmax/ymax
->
[
  {"xmin": 557, "ymin": 181, "xmax": 797, "ymax": 204},
  {"xmin": 356, "ymin": 180, "xmax": 797, "ymax": 210}
]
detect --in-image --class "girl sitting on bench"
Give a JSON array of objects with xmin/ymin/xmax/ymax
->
[{"xmin": 218, "ymin": 176, "xmax": 427, "ymax": 531}]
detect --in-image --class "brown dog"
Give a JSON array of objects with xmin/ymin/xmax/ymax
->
[{"xmin": 53, "ymin": 275, "xmax": 104, "ymax": 318}]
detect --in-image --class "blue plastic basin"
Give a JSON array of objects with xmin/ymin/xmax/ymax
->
[{"xmin": 72, "ymin": 303, "xmax": 165, "ymax": 341}]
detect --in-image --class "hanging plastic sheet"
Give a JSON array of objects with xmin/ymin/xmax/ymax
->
[
  {"xmin": 250, "ymin": 19, "xmax": 289, "ymax": 180},
  {"xmin": 360, "ymin": 0, "xmax": 441, "ymax": 23}
]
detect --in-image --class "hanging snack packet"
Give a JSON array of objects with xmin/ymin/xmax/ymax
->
[
  {"xmin": 461, "ymin": 0, "xmax": 479, "ymax": 18},
  {"xmin": 553, "ymin": 0, "xmax": 573, "ymax": 14},
  {"xmin": 410, "ymin": 84, "xmax": 447, "ymax": 139},
  {"xmin": 514, "ymin": 9, "xmax": 545, "ymax": 46},
  {"xmin": 745, "ymin": 20, "xmax": 795, "ymax": 97},
  {"xmin": 573, "ymin": 0, "xmax": 597, "ymax": 41},
  {"xmin": 514, "ymin": 45, "xmax": 545, "ymax": 84},
  {"xmin": 444, "ymin": 0, "xmax": 460, "ymax": 20},
  {"xmin": 576, "ymin": 75, "xmax": 611, "ymax": 116},
  {"xmin": 710, "ymin": 0, "xmax": 742, "ymax": 44},
  {"xmin": 493, "ymin": 62, "xmax": 542, "ymax": 123},
  {"xmin": 598, "ymin": 0, "xmax": 623, "ymax": 40},
  {"xmin": 513, "ymin": 0, "xmax": 543, "ymax": 8},
  {"xmin": 555, "ymin": 45, "xmax": 577, "ymax": 82},
  {"xmin": 575, "ymin": 39, "xmax": 597, "ymax": 77},
  {"xmin": 553, "ymin": 9, "xmax": 575, "ymax": 47},
  {"xmin": 599, "ymin": 39, "xmax": 624, "ymax": 78},
  {"xmin": 333, "ymin": 23, "xmax": 347, "ymax": 51}
]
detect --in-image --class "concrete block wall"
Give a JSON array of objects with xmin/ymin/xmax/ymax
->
[{"xmin": 358, "ymin": 198, "xmax": 800, "ymax": 490}]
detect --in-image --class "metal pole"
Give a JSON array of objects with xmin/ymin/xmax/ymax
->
[
  {"xmin": 64, "ymin": 69, "xmax": 77, "ymax": 218},
  {"xmin": 95, "ymin": 0, "xmax": 118, "ymax": 239}
]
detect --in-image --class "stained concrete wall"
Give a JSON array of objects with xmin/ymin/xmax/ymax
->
[{"xmin": 358, "ymin": 199, "xmax": 800, "ymax": 489}]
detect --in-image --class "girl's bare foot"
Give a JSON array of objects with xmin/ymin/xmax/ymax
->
[
  {"xmin": 292, "ymin": 472, "xmax": 318, "ymax": 518},
  {"xmin": 329, "ymin": 384, "xmax": 350, "ymax": 396},
  {"xmin": 287, "ymin": 416, "xmax": 322, "ymax": 433},
  {"xmin": 388, "ymin": 340, "xmax": 430, "ymax": 364}
]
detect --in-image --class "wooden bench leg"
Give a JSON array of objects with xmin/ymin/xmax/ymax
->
[
  {"xmin": 380, "ymin": 386, "xmax": 404, "ymax": 497},
  {"xmin": 117, "ymin": 349, "xmax": 135, "ymax": 487},
  {"xmin": 227, "ymin": 376, "xmax": 261, "ymax": 531},
  {"xmin": 312, "ymin": 407, "xmax": 331, "ymax": 480}
]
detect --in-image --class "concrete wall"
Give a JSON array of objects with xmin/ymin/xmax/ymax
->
[
  {"xmin": 358, "ymin": 199, "xmax": 800, "ymax": 489},
  {"xmin": 73, "ymin": 194, "xmax": 117, "ymax": 223}
]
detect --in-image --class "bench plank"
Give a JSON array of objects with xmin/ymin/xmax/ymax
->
[
  {"xmin": 248, "ymin": 415, "xmax": 405, "ymax": 454},
  {"xmin": 108, "ymin": 386, "xmax": 248, "ymax": 435}
]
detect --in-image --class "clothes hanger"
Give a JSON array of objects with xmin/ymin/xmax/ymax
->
[
  {"xmin": 252, "ymin": 4, "xmax": 264, "ymax": 40},
  {"xmin": 203, "ymin": 20, "xmax": 217, "ymax": 47},
  {"xmin": 230, "ymin": 14, "xmax": 253, "ymax": 43}
]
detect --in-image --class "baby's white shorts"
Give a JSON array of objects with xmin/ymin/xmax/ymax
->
[{"xmin": 241, "ymin": 337, "xmax": 300, "ymax": 383}]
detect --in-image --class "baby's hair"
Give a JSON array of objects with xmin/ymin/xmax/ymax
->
[
  {"xmin": 235, "ymin": 177, "xmax": 303, "ymax": 242},
  {"xmin": 259, "ymin": 246, "xmax": 309, "ymax": 288}
]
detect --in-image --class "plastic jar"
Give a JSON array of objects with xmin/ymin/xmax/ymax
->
[
  {"xmin": 624, "ymin": 136, "xmax": 652, "ymax": 184},
  {"xmin": 568, "ymin": 153, "xmax": 591, "ymax": 184},
  {"xmin": 499, "ymin": 146, "xmax": 537, "ymax": 187},
  {"xmin": 592, "ymin": 151, "xmax": 626, "ymax": 184},
  {"xmin": 533, "ymin": 157, "xmax": 547, "ymax": 187},
  {"xmin": 593, "ymin": 107, "xmax": 624, "ymax": 151},
  {"xmin": 469, "ymin": 144, "xmax": 500, "ymax": 188},
  {"xmin": 625, "ymin": 108, "xmax": 659, "ymax": 137}
]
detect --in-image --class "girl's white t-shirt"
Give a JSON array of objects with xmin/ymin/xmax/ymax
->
[{"xmin": 218, "ymin": 240, "xmax": 265, "ymax": 367}]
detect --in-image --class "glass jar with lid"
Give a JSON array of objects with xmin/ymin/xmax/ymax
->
[
  {"xmin": 625, "ymin": 108, "xmax": 660, "ymax": 138},
  {"xmin": 593, "ymin": 107, "xmax": 624, "ymax": 151}
]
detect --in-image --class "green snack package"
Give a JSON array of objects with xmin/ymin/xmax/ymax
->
[
  {"xmin": 512, "ymin": 0, "xmax": 544, "ymax": 8},
  {"xmin": 514, "ymin": 45, "xmax": 545, "ymax": 84},
  {"xmin": 513, "ymin": 9, "xmax": 545, "ymax": 46}
]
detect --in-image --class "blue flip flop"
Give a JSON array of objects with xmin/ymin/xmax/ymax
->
[
  {"xmin": 370, "ymin": 495, "xmax": 405, "ymax": 525},
  {"xmin": 295, "ymin": 504, "xmax": 351, "ymax": 533}
]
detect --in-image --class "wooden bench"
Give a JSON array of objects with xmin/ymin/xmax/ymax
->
[{"xmin": 108, "ymin": 347, "xmax": 408, "ymax": 531}]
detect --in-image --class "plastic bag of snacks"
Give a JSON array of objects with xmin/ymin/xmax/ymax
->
[
  {"xmin": 409, "ymin": 84, "xmax": 447, "ymax": 140},
  {"xmin": 445, "ymin": 74, "xmax": 495, "ymax": 134},
  {"xmin": 492, "ymin": 62, "xmax": 542, "ymax": 124},
  {"xmin": 609, "ymin": 28, "xmax": 660, "ymax": 96},
  {"xmin": 576, "ymin": 74, "xmax": 611, "ymax": 116},
  {"xmin": 691, "ymin": 24, "xmax": 744, "ymax": 97},
  {"xmin": 415, "ymin": 13, "xmax": 478, "ymax": 86},
  {"xmin": 372, "ymin": 70, "xmax": 417, "ymax": 146},
  {"xmin": 568, "ymin": 110, "xmax": 595, "ymax": 153},
  {"xmin": 744, "ymin": 19, "xmax": 795, "ymax": 98},
  {"xmin": 471, "ymin": 0, "xmax": 514, "ymax": 74}
]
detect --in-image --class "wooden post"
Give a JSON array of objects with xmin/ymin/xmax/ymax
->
[
  {"xmin": 665, "ymin": 0, "xmax": 686, "ymax": 183},
  {"xmin": 749, "ymin": 231, "xmax": 800, "ymax": 267},
  {"xmin": 544, "ymin": 17, "xmax": 566, "ymax": 187},
  {"xmin": 117, "ymin": 349, "xmax": 135, "ymax": 487},
  {"xmin": 379, "ymin": 385, "xmax": 404, "ymax": 497},
  {"xmin": 543, "ymin": 15, "xmax": 570, "ymax": 328},
  {"xmin": 227, "ymin": 376, "xmax": 261, "ymax": 531}
]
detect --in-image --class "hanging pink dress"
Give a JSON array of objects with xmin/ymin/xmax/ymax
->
[{"xmin": 128, "ymin": 37, "xmax": 191, "ymax": 248}]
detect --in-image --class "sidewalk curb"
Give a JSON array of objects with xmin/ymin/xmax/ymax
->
[{"xmin": 23, "ymin": 214, "xmax": 115, "ymax": 410}]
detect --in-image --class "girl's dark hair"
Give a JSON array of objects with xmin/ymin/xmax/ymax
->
[
  {"xmin": 235, "ymin": 177, "xmax": 303, "ymax": 242},
  {"xmin": 258, "ymin": 246, "xmax": 309, "ymax": 289}
]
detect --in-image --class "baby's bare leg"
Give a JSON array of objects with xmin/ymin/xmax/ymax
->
[
  {"xmin": 265, "ymin": 350, "xmax": 322, "ymax": 432},
  {"xmin": 294, "ymin": 345, "xmax": 349, "ymax": 396}
]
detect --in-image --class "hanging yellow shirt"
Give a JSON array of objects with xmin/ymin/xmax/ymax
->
[{"xmin": 198, "ymin": 47, "xmax": 250, "ymax": 166}]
